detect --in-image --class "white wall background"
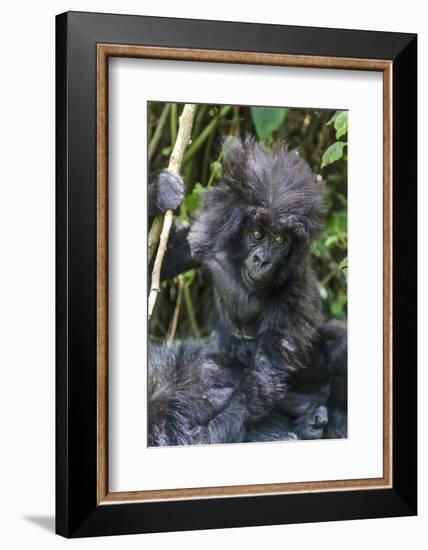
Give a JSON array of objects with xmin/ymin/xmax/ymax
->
[{"xmin": 0, "ymin": 1, "xmax": 425, "ymax": 548}]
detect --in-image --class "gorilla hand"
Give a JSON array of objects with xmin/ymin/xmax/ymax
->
[{"xmin": 149, "ymin": 170, "xmax": 184, "ymax": 217}]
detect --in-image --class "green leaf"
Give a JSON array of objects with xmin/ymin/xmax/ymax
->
[
  {"xmin": 326, "ymin": 113, "xmax": 336, "ymax": 126},
  {"xmin": 321, "ymin": 142, "xmax": 347, "ymax": 168},
  {"xmin": 330, "ymin": 291, "xmax": 347, "ymax": 317},
  {"xmin": 250, "ymin": 107, "xmax": 288, "ymax": 140},
  {"xmin": 334, "ymin": 111, "xmax": 348, "ymax": 139},
  {"xmin": 325, "ymin": 235, "xmax": 339, "ymax": 248},
  {"xmin": 183, "ymin": 182, "xmax": 203, "ymax": 215},
  {"xmin": 161, "ymin": 145, "xmax": 172, "ymax": 157},
  {"xmin": 183, "ymin": 269, "xmax": 196, "ymax": 286},
  {"xmin": 209, "ymin": 160, "xmax": 223, "ymax": 179}
]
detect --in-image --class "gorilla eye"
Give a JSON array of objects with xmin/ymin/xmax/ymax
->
[
  {"xmin": 274, "ymin": 235, "xmax": 286, "ymax": 246},
  {"xmin": 251, "ymin": 229, "xmax": 264, "ymax": 241}
]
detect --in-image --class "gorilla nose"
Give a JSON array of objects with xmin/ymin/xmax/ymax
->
[
  {"xmin": 313, "ymin": 406, "xmax": 328, "ymax": 428},
  {"xmin": 252, "ymin": 253, "xmax": 272, "ymax": 273}
]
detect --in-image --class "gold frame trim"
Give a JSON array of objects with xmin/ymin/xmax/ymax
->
[{"xmin": 96, "ymin": 44, "xmax": 393, "ymax": 504}]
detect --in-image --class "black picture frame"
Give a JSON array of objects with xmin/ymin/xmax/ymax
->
[{"xmin": 56, "ymin": 11, "xmax": 417, "ymax": 538}]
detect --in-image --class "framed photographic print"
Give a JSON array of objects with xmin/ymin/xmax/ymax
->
[{"xmin": 56, "ymin": 11, "xmax": 417, "ymax": 538}]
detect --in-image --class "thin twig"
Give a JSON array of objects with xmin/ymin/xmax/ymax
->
[
  {"xmin": 148, "ymin": 104, "xmax": 197, "ymax": 319},
  {"xmin": 167, "ymin": 275, "xmax": 184, "ymax": 345},
  {"xmin": 206, "ymin": 150, "xmax": 224, "ymax": 188},
  {"xmin": 231, "ymin": 105, "xmax": 241, "ymax": 136},
  {"xmin": 148, "ymin": 103, "xmax": 171, "ymax": 164},
  {"xmin": 320, "ymin": 261, "xmax": 342, "ymax": 286},
  {"xmin": 148, "ymin": 216, "xmax": 163, "ymax": 264},
  {"xmin": 183, "ymin": 283, "xmax": 202, "ymax": 338},
  {"xmin": 202, "ymin": 127, "xmax": 215, "ymax": 184},
  {"xmin": 170, "ymin": 103, "xmax": 177, "ymax": 144},
  {"xmin": 183, "ymin": 105, "xmax": 231, "ymax": 164}
]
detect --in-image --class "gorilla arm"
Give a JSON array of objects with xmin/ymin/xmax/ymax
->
[{"xmin": 148, "ymin": 170, "xmax": 200, "ymax": 280}]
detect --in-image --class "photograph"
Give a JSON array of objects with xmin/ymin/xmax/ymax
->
[{"xmin": 147, "ymin": 101, "xmax": 348, "ymax": 447}]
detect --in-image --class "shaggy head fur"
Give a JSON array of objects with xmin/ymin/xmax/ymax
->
[{"xmin": 188, "ymin": 136, "xmax": 326, "ymax": 288}]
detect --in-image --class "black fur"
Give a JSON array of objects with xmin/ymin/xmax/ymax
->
[
  {"xmin": 188, "ymin": 137, "xmax": 325, "ymax": 421},
  {"xmin": 246, "ymin": 407, "xmax": 328, "ymax": 442},
  {"xmin": 323, "ymin": 321, "xmax": 348, "ymax": 439},
  {"xmin": 148, "ymin": 340, "xmax": 248, "ymax": 445},
  {"xmin": 148, "ymin": 136, "xmax": 347, "ymax": 445},
  {"xmin": 246, "ymin": 319, "xmax": 346, "ymax": 441},
  {"xmin": 148, "ymin": 169, "xmax": 184, "ymax": 221}
]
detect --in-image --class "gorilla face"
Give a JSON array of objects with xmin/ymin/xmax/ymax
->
[
  {"xmin": 242, "ymin": 224, "xmax": 292, "ymax": 291},
  {"xmin": 189, "ymin": 136, "xmax": 326, "ymax": 299},
  {"xmin": 245, "ymin": 404, "xmax": 329, "ymax": 442},
  {"xmin": 293, "ymin": 404, "xmax": 329, "ymax": 439}
]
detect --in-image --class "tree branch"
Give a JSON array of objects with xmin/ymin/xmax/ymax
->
[
  {"xmin": 148, "ymin": 104, "xmax": 197, "ymax": 319},
  {"xmin": 167, "ymin": 275, "xmax": 185, "ymax": 345}
]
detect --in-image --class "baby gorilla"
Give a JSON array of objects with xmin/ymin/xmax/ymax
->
[
  {"xmin": 246, "ymin": 319, "xmax": 346, "ymax": 441},
  {"xmin": 148, "ymin": 136, "xmax": 347, "ymax": 445},
  {"xmin": 245, "ymin": 408, "xmax": 328, "ymax": 442}
]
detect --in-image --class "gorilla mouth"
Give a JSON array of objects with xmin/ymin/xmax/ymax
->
[
  {"xmin": 306, "ymin": 411, "xmax": 329, "ymax": 438},
  {"xmin": 305, "ymin": 425, "xmax": 325, "ymax": 439},
  {"xmin": 242, "ymin": 267, "xmax": 268, "ymax": 290}
]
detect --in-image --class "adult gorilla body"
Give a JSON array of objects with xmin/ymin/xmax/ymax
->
[{"xmin": 148, "ymin": 137, "xmax": 347, "ymax": 445}]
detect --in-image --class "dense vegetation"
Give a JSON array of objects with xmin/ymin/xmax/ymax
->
[{"xmin": 148, "ymin": 103, "xmax": 348, "ymax": 341}]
